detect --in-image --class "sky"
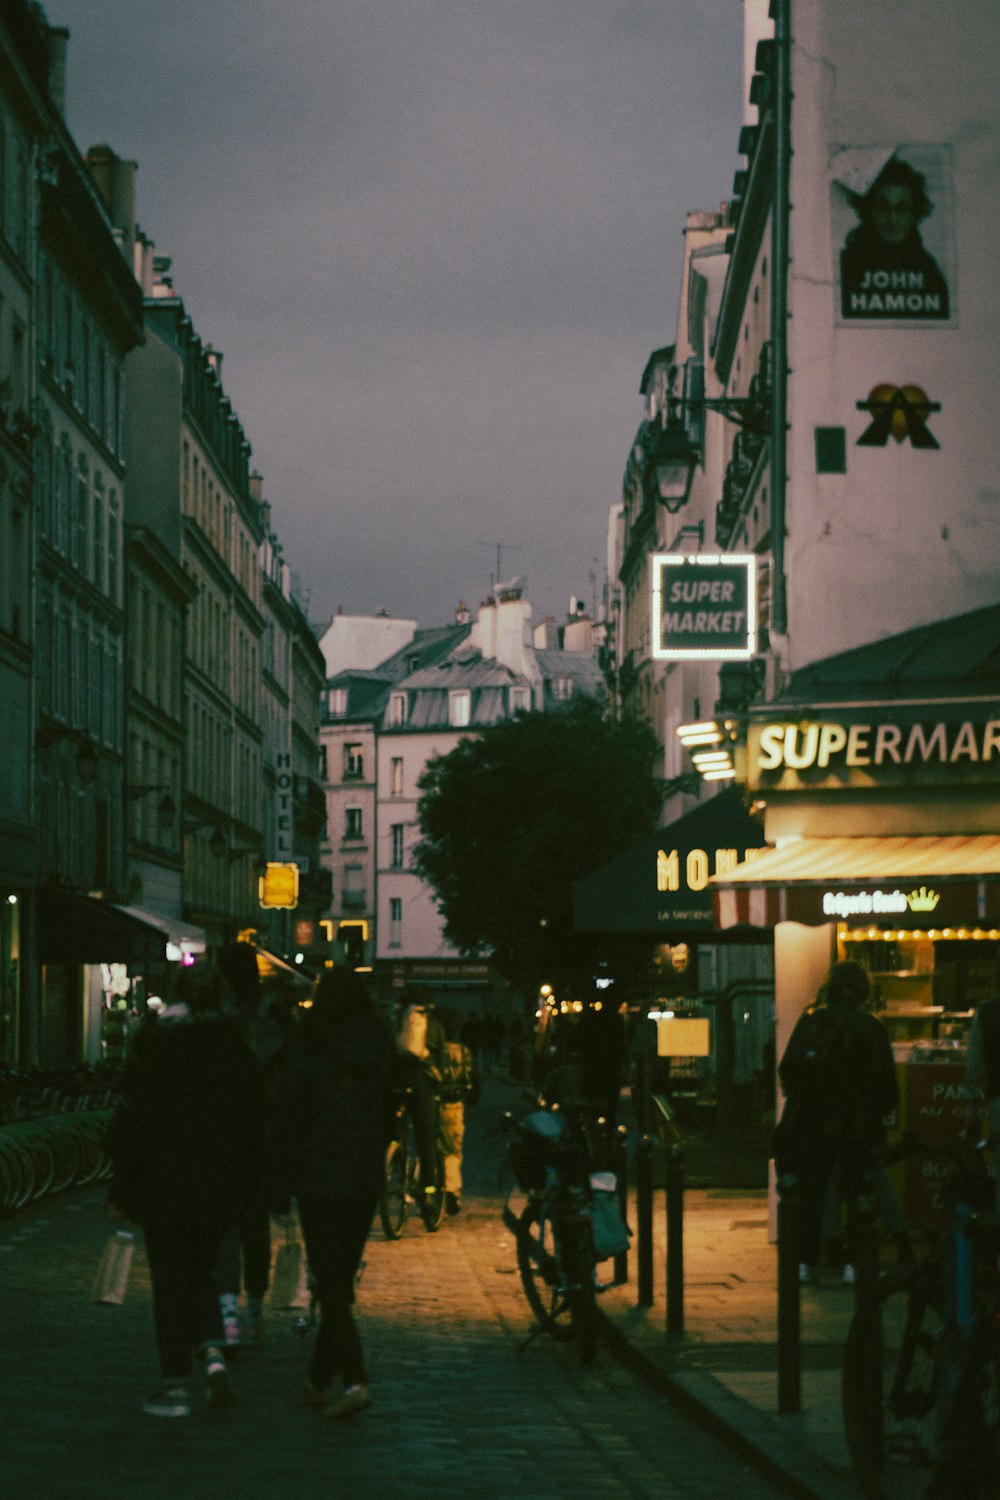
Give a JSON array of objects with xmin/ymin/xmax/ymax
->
[{"xmin": 53, "ymin": 0, "xmax": 745, "ymax": 632}]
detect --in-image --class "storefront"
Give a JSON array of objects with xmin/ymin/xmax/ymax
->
[
  {"xmin": 573, "ymin": 787, "xmax": 773, "ymax": 1134},
  {"xmin": 708, "ymin": 617, "xmax": 1000, "ymax": 1225}
]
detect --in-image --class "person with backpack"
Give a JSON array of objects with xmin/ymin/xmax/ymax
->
[
  {"xmin": 436, "ymin": 1007, "xmax": 481, "ymax": 1216},
  {"xmin": 775, "ymin": 960, "xmax": 898, "ymax": 1284}
]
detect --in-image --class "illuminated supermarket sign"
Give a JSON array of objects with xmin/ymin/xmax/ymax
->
[
  {"xmin": 749, "ymin": 716, "xmax": 1000, "ymax": 787},
  {"xmin": 651, "ymin": 553, "xmax": 756, "ymax": 661}
]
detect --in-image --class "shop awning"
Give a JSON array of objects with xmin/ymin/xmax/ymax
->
[
  {"xmin": 36, "ymin": 888, "xmax": 168, "ymax": 964},
  {"xmin": 711, "ymin": 834, "xmax": 1000, "ymax": 930},
  {"xmin": 109, "ymin": 904, "xmax": 207, "ymax": 957},
  {"xmin": 252, "ymin": 946, "xmax": 314, "ymax": 989},
  {"xmin": 573, "ymin": 786, "xmax": 768, "ymax": 936}
]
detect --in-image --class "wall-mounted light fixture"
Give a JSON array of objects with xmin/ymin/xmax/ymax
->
[{"xmin": 124, "ymin": 783, "xmax": 177, "ymax": 831}]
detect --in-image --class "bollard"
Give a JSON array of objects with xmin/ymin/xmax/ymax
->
[
  {"xmin": 636, "ymin": 1135, "xmax": 654, "ymax": 1306},
  {"xmin": 613, "ymin": 1125, "xmax": 629, "ymax": 1286},
  {"xmin": 665, "ymin": 1143, "xmax": 684, "ymax": 1339},
  {"xmin": 776, "ymin": 1173, "xmax": 801, "ymax": 1414}
]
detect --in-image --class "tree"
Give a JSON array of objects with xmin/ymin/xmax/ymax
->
[{"xmin": 413, "ymin": 698, "xmax": 660, "ymax": 996}]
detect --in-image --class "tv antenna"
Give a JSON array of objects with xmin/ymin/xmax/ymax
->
[{"xmin": 477, "ymin": 540, "xmax": 522, "ymax": 592}]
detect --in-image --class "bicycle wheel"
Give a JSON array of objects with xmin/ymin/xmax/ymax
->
[
  {"xmin": 931, "ymin": 1318, "xmax": 1000, "ymax": 1499},
  {"xmin": 515, "ymin": 1199, "xmax": 574, "ymax": 1341},
  {"xmin": 421, "ymin": 1147, "xmax": 446, "ymax": 1233},
  {"xmin": 842, "ymin": 1264, "xmax": 943, "ymax": 1498},
  {"xmin": 561, "ymin": 1216, "xmax": 598, "ymax": 1367},
  {"xmin": 379, "ymin": 1139, "xmax": 410, "ymax": 1240}
]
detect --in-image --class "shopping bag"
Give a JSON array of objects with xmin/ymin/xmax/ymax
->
[
  {"xmin": 269, "ymin": 1225, "xmax": 304, "ymax": 1308},
  {"xmin": 589, "ymin": 1173, "xmax": 631, "ymax": 1261},
  {"xmin": 91, "ymin": 1229, "xmax": 135, "ymax": 1306}
]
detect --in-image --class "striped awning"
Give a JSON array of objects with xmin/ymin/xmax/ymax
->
[{"xmin": 711, "ymin": 834, "xmax": 1000, "ymax": 930}]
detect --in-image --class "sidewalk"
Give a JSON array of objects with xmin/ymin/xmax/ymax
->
[{"xmin": 598, "ymin": 1178, "xmax": 861, "ymax": 1500}]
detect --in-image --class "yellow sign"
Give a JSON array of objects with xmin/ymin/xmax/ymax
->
[{"xmin": 258, "ymin": 862, "xmax": 299, "ymax": 910}]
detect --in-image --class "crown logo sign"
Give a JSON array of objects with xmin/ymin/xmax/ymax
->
[{"xmin": 907, "ymin": 886, "xmax": 941, "ymax": 913}]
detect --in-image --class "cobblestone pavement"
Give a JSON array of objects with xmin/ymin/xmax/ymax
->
[{"xmin": 1, "ymin": 1078, "xmax": 782, "ymax": 1500}]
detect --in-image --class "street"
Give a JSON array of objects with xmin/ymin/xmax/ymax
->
[{"xmin": 0, "ymin": 1081, "xmax": 782, "ymax": 1500}]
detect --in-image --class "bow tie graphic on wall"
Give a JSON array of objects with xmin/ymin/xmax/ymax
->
[{"xmin": 856, "ymin": 384, "xmax": 941, "ymax": 448}]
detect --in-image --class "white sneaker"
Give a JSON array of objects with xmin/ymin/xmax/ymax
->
[
  {"xmin": 143, "ymin": 1384, "xmax": 191, "ymax": 1418},
  {"xmin": 798, "ymin": 1263, "xmax": 813, "ymax": 1285},
  {"xmin": 842, "ymin": 1263, "xmax": 856, "ymax": 1285}
]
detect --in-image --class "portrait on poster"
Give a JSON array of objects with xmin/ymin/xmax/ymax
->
[{"xmin": 830, "ymin": 145, "xmax": 956, "ymax": 327}]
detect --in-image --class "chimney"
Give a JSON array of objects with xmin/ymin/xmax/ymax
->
[
  {"xmin": 455, "ymin": 600, "xmax": 470, "ymax": 625},
  {"xmin": 85, "ymin": 145, "xmax": 138, "ymax": 260}
]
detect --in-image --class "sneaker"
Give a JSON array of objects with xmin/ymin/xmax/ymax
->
[
  {"xmin": 325, "ymin": 1383, "xmax": 372, "ymax": 1419},
  {"xmin": 842, "ymin": 1263, "xmax": 856, "ymax": 1285},
  {"xmin": 143, "ymin": 1384, "xmax": 191, "ymax": 1419},
  {"xmin": 445, "ymin": 1192, "xmax": 461, "ymax": 1217},
  {"xmin": 204, "ymin": 1347, "xmax": 233, "ymax": 1413},
  {"xmin": 798, "ymin": 1263, "xmax": 814, "ymax": 1285}
]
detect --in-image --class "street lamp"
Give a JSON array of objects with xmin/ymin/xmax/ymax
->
[{"xmin": 643, "ymin": 416, "xmax": 700, "ymax": 512}]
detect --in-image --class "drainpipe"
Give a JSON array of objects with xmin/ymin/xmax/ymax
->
[{"xmin": 770, "ymin": 0, "xmax": 790, "ymax": 637}]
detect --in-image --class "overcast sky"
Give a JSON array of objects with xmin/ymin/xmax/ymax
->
[{"xmin": 54, "ymin": 0, "xmax": 744, "ymax": 632}]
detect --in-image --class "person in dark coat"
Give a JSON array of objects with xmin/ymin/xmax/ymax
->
[
  {"xmin": 213, "ymin": 939, "xmax": 283, "ymax": 1351},
  {"xmin": 269, "ymin": 967, "xmax": 395, "ymax": 1419},
  {"xmin": 777, "ymin": 960, "xmax": 898, "ymax": 1282},
  {"xmin": 107, "ymin": 961, "xmax": 264, "ymax": 1418}
]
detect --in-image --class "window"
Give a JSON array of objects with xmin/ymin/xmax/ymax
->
[
  {"xmin": 389, "ymin": 898, "xmax": 402, "ymax": 947},
  {"xmin": 510, "ymin": 686, "xmax": 530, "ymax": 714},
  {"xmin": 552, "ymin": 676, "xmax": 574, "ymax": 701},
  {"xmin": 344, "ymin": 805, "xmax": 363, "ymax": 840},
  {"xmin": 449, "ymin": 689, "xmax": 471, "ymax": 727},
  {"xmin": 390, "ymin": 757, "xmax": 404, "ymax": 796},
  {"xmin": 390, "ymin": 823, "xmax": 404, "ymax": 868},
  {"xmin": 343, "ymin": 864, "xmax": 365, "ymax": 910},
  {"xmin": 319, "ymin": 744, "xmax": 328, "ymax": 780},
  {"xmin": 389, "ymin": 692, "xmax": 407, "ymax": 726},
  {"xmin": 344, "ymin": 743, "xmax": 363, "ymax": 779}
]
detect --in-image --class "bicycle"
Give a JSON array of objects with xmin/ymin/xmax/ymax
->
[
  {"xmin": 379, "ymin": 1085, "xmax": 445, "ymax": 1238},
  {"xmin": 840, "ymin": 1126, "xmax": 1000, "ymax": 1500},
  {"xmin": 501, "ymin": 1103, "xmax": 625, "ymax": 1367}
]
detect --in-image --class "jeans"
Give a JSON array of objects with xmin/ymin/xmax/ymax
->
[
  {"xmin": 143, "ymin": 1221, "xmax": 228, "ymax": 1380},
  {"xmin": 297, "ymin": 1195, "xmax": 376, "ymax": 1391},
  {"xmin": 215, "ymin": 1200, "xmax": 272, "ymax": 1301}
]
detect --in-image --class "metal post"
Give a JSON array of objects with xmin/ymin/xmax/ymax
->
[
  {"xmin": 636, "ymin": 1134, "xmax": 654, "ymax": 1306},
  {"xmin": 665, "ymin": 1143, "xmax": 684, "ymax": 1339},
  {"xmin": 776, "ymin": 1173, "xmax": 801, "ymax": 1413},
  {"xmin": 613, "ymin": 1126, "xmax": 629, "ymax": 1286}
]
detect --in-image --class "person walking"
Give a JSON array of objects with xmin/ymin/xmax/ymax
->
[
  {"xmin": 213, "ymin": 940, "xmax": 286, "ymax": 1351},
  {"xmin": 395, "ymin": 987, "xmax": 447, "ymax": 1225},
  {"xmin": 436, "ymin": 1007, "xmax": 480, "ymax": 1216},
  {"xmin": 106, "ymin": 961, "xmax": 264, "ymax": 1418},
  {"xmin": 269, "ymin": 968, "xmax": 395, "ymax": 1419},
  {"xmin": 776, "ymin": 960, "xmax": 898, "ymax": 1284}
]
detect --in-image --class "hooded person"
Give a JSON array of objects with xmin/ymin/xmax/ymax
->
[
  {"xmin": 106, "ymin": 961, "xmax": 265, "ymax": 1418},
  {"xmin": 776, "ymin": 960, "xmax": 898, "ymax": 1282}
]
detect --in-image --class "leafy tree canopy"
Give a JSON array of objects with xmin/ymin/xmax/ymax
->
[{"xmin": 414, "ymin": 699, "xmax": 660, "ymax": 996}]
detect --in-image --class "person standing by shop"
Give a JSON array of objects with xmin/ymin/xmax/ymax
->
[
  {"xmin": 776, "ymin": 960, "xmax": 898, "ymax": 1283},
  {"xmin": 963, "ymin": 982, "xmax": 1000, "ymax": 1213},
  {"xmin": 106, "ymin": 962, "xmax": 264, "ymax": 1418},
  {"xmin": 269, "ymin": 968, "xmax": 395, "ymax": 1419}
]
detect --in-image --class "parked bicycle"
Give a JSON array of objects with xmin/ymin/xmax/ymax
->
[
  {"xmin": 501, "ymin": 1103, "xmax": 628, "ymax": 1367},
  {"xmin": 378, "ymin": 1084, "xmax": 445, "ymax": 1238},
  {"xmin": 840, "ymin": 1125, "xmax": 1000, "ymax": 1500}
]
